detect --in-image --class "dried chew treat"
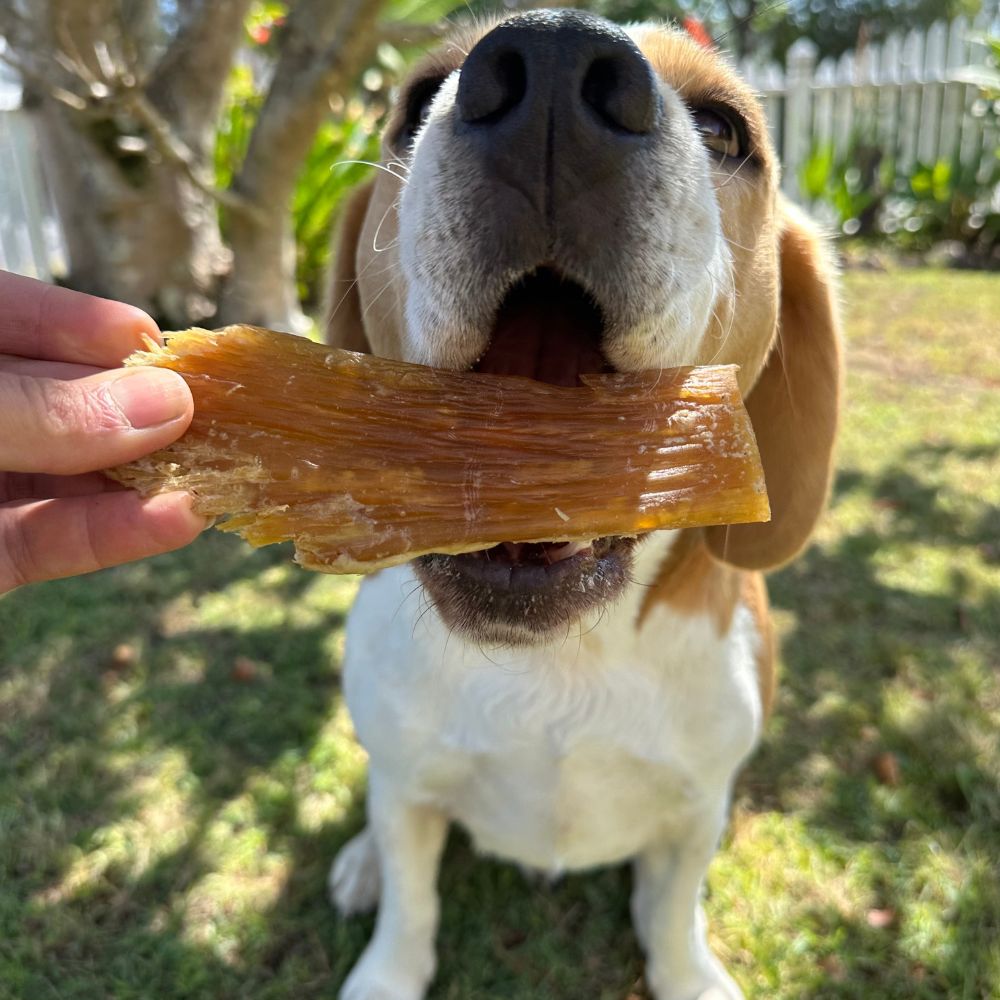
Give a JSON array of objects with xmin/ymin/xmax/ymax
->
[{"xmin": 108, "ymin": 325, "xmax": 770, "ymax": 573}]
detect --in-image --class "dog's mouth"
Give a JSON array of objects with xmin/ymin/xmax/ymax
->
[
  {"xmin": 415, "ymin": 268, "xmax": 638, "ymax": 645},
  {"xmin": 473, "ymin": 266, "xmax": 612, "ymax": 386}
]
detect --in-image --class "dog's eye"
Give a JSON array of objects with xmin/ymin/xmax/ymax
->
[
  {"xmin": 691, "ymin": 107, "xmax": 743, "ymax": 159},
  {"xmin": 397, "ymin": 75, "xmax": 447, "ymax": 148}
]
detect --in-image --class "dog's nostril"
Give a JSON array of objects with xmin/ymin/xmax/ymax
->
[
  {"xmin": 582, "ymin": 55, "xmax": 657, "ymax": 135},
  {"xmin": 458, "ymin": 49, "xmax": 527, "ymax": 124}
]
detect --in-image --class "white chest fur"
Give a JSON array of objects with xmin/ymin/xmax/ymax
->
[{"xmin": 341, "ymin": 534, "xmax": 765, "ymax": 873}]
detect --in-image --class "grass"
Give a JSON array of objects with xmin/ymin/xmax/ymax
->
[{"xmin": 1, "ymin": 266, "xmax": 998, "ymax": 1000}]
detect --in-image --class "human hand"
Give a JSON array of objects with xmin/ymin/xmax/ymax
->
[{"xmin": 1, "ymin": 271, "xmax": 206, "ymax": 594}]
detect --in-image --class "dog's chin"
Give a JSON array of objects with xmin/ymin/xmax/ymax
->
[{"xmin": 414, "ymin": 535, "xmax": 637, "ymax": 647}]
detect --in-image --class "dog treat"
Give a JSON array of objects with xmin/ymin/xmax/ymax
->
[{"xmin": 109, "ymin": 325, "xmax": 770, "ymax": 573}]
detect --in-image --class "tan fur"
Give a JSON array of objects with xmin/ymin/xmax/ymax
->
[
  {"xmin": 741, "ymin": 569, "xmax": 776, "ymax": 721},
  {"xmin": 705, "ymin": 202, "xmax": 842, "ymax": 569},
  {"xmin": 637, "ymin": 531, "xmax": 774, "ymax": 719},
  {"xmin": 328, "ymin": 179, "xmax": 375, "ymax": 353},
  {"xmin": 637, "ymin": 530, "xmax": 741, "ymax": 637},
  {"xmin": 635, "ymin": 27, "xmax": 781, "ymax": 398}
]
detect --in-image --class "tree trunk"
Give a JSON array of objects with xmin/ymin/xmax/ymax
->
[
  {"xmin": 6, "ymin": 0, "xmax": 390, "ymax": 330},
  {"xmin": 36, "ymin": 101, "xmax": 227, "ymax": 323},
  {"xmin": 216, "ymin": 0, "xmax": 385, "ymax": 331},
  {"xmin": 147, "ymin": 0, "xmax": 254, "ymax": 159},
  {"xmin": 12, "ymin": 0, "xmax": 251, "ymax": 326}
]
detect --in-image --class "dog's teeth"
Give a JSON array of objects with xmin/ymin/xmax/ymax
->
[{"xmin": 549, "ymin": 540, "xmax": 592, "ymax": 562}]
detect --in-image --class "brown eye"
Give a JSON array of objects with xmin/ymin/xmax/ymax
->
[{"xmin": 691, "ymin": 107, "xmax": 743, "ymax": 159}]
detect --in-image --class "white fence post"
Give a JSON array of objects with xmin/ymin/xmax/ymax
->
[
  {"xmin": 0, "ymin": 41, "xmax": 66, "ymax": 280},
  {"xmin": 783, "ymin": 38, "xmax": 818, "ymax": 199},
  {"xmin": 737, "ymin": 15, "xmax": 997, "ymax": 208}
]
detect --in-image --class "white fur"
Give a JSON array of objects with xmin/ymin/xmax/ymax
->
[{"xmin": 335, "ymin": 533, "xmax": 764, "ymax": 1000}]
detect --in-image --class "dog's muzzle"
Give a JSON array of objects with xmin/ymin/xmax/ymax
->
[{"xmin": 413, "ymin": 12, "xmax": 668, "ymax": 645}]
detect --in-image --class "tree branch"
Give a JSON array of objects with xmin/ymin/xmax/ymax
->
[
  {"xmin": 1, "ymin": 3, "xmax": 258, "ymax": 224},
  {"xmin": 146, "ymin": 0, "xmax": 253, "ymax": 152},
  {"xmin": 0, "ymin": 45, "xmax": 88, "ymax": 110},
  {"xmin": 0, "ymin": 5, "xmax": 37, "ymax": 55},
  {"xmin": 123, "ymin": 91, "xmax": 265, "ymax": 222},
  {"xmin": 233, "ymin": 0, "xmax": 386, "ymax": 213}
]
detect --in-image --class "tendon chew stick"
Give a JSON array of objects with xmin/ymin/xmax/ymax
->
[{"xmin": 109, "ymin": 325, "xmax": 770, "ymax": 573}]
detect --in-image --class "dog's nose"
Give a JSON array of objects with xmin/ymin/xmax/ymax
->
[{"xmin": 457, "ymin": 9, "xmax": 658, "ymax": 139}]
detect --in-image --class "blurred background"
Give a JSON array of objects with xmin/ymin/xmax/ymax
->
[
  {"xmin": 0, "ymin": 0, "xmax": 997, "ymax": 333},
  {"xmin": 1, "ymin": 3, "xmax": 998, "ymax": 1000}
]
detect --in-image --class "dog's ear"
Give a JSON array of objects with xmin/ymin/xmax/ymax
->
[
  {"xmin": 706, "ymin": 204, "xmax": 842, "ymax": 570},
  {"xmin": 326, "ymin": 179, "xmax": 375, "ymax": 352}
]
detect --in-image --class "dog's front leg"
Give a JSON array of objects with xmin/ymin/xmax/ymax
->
[
  {"xmin": 631, "ymin": 805, "xmax": 744, "ymax": 1000},
  {"xmin": 339, "ymin": 773, "xmax": 449, "ymax": 1000}
]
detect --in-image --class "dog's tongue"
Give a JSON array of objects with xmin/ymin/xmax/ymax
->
[{"xmin": 474, "ymin": 270, "xmax": 609, "ymax": 387}]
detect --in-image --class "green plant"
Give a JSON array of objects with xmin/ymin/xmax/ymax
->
[
  {"xmin": 880, "ymin": 153, "xmax": 1000, "ymax": 257},
  {"xmin": 213, "ymin": 0, "xmax": 475, "ymax": 312},
  {"xmin": 213, "ymin": 14, "xmax": 384, "ymax": 311},
  {"xmin": 799, "ymin": 131, "xmax": 891, "ymax": 236},
  {"xmin": 800, "ymin": 126, "xmax": 999, "ymax": 262},
  {"xmin": 292, "ymin": 111, "xmax": 382, "ymax": 308}
]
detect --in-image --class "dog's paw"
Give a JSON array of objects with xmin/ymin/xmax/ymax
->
[
  {"xmin": 330, "ymin": 827, "xmax": 381, "ymax": 916},
  {"xmin": 648, "ymin": 982, "xmax": 744, "ymax": 1000},
  {"xmin": 647, "ymin": 958, "xmax": 744, "ymax": 1000},
  {"xmin": 691, "ymin": 986, "xmax": 744, "ymax": 1000},
  {"xmin": 339, "ymin": 949, "xmax": 432, "ymax": 1000}
]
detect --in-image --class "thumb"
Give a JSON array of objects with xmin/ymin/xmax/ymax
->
[{"xmin": 0, "ymin": 367, "xmax": 193, "ymax": 476}]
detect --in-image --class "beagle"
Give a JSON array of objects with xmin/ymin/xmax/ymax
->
[{"xmin": 326, "ymin": 10, "xmax": 841, "ymax": 1000}]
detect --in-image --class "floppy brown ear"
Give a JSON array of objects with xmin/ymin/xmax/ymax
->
[
  {"xmin": 326, "ymin": 179, "xmax": 375, "ymax": 352},
  {"xmin": 706, "ymin": 204, "xmax": 842, "ymax": 570}
]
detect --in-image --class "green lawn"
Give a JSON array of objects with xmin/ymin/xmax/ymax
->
[{"xmin": 1, "ymin": 267, "xmax": 998, "ymax": 1000}]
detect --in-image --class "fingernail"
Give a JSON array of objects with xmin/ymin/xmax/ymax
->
[
  {"xmin": 149, "ymin": 491, "xmax": 213, "ymax": 537},
  {"xmin": 108, "ymin": 369, "xmax": 191, "ymax": 430}
]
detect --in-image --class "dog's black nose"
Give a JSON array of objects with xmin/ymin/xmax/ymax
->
[{"xmin": 457, "ymin": 9, "xmax": 659, "ymax": 138}]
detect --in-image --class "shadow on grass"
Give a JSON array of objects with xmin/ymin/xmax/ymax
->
[
  {"xmin": 2, "ymin": 437, "xmax": 997, "ymax": 998},
  {"xmin": 2, "ymin": 532, "xmax": 646, "ymax": 999},
  {"xmin": 0, "ymin": 533, "xmax": 361, "ymax": 998},
  {"xmin": 739, "ymin": 445, "xmax": 1000, "ymax": 997}
]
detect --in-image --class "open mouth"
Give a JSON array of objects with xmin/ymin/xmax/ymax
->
[
  {"xmin": 415, "ymin": 268, "xmax": 638, "ymax": 644},
  {"xmin": 452, "ymin": 537, "xmax": 608, "ymax": 587},
  {"xmin": 473, "ymin": 267, "xmax": 612, "ymax": 386}
]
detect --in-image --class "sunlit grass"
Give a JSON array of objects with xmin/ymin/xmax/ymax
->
[{"xmin": 1, "ymin": 266, "xmax": 998, "ymax": 998}]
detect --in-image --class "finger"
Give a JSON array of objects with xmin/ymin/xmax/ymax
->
[
  {"xmin": 0, "ymin": 355, "xmax": 104, "ymax": 380},
  {"xmin": 0, "ymin": 366, "xmax": 193, "ymax": 475},
  {"xmin": 0, "ymin": 471, "xmax": 124, "ymax": 503},
  {"xmin": 0, "ymin": 271, "xmax": 163, "ymax": 367},
  {"xmin": 0, "ymin": 491, "xmax": 207, "ymax": 594}
]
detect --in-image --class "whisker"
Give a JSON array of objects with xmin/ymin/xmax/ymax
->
[
  {"xmin": 361, "ymin": 275, "xmax": 396, "ymax": 320},
  {"xmin": 333, "ymin": 159, "xmax": 410, "ymax": 183},
  {"xmin": 392, "ymin": 578, "xmax": 426, "ymax": 628},
  {"xmin": 327, "ymin": 236, "xmax": 398, "ymax": 327},
  {"xmin": 721, "ymin": 233, "xmax": 755, "ymax": 253},
  {"xmin": 358, "ymin": 186, "xmax": 406, "ymax": 258},
  {"xmin": 712, "ymin": 152, "xmax": 754, "ymax": 190}
]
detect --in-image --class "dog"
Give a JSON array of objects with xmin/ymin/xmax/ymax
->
[{"xmin": 325, "ymin": 10, "xmax": 841, "ymax": 999}]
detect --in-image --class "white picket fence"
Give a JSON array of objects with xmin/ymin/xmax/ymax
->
[
  {"xmin": 739, "ymin": 14, "xmax": 1000, "ymax": 200},
  {"xmin": 0, "ymin": 44, "xmax": 66, "ymax": 281}
]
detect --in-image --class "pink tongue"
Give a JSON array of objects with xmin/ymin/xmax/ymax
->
[{"xmin": 474, "ymin": 271, "xmax": 608, "ymax": 387}]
